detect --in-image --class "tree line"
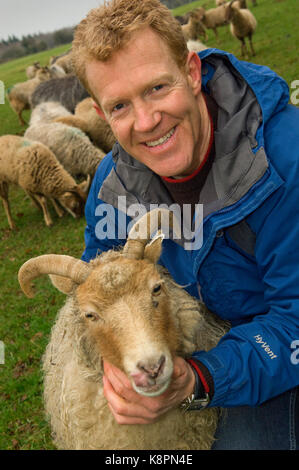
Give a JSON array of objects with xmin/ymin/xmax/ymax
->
[{"xmin": 0, "ymin": 27, "xmax": 74, "ymax": 64}]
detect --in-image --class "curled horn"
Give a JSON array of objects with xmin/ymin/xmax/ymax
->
[
  {"xmin": 18, "ymin": 254, "xmax": 92, "ymax": 298},
  {"xmin": 123, "ymin": 208, "xmax": 181, "ymax": 260}
]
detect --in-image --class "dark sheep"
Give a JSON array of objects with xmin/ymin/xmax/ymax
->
[{"xmin": 30, "ymin": 75, "xmax": 89, "ymax": 113}]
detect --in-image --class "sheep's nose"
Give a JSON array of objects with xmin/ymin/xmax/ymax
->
[{"xmin": 137, "ymin": 355, "xmax": 166, "ymax": 379}]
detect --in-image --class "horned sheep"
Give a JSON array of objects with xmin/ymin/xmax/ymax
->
[
  {"xmin": 25, "ymin": 102, "xmax": 105, "ymax": 179},
  {"xmin": 18, "ymin": 209, "xmax": 229, "ymax": 450},
  {"xmin": 225, "ymin": 0, "xmax": 257, "ymax": 57},
  {"xmin": 0, "ymin": 135, "xmax": 88, "ymax": 229}
]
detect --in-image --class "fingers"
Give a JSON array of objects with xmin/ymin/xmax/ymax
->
[
  {"xmin": 102, "ymin": 358, "xmax": 195, "ymax": 425},
  {"xmin": 102, "ymin": 374, "xmax": 160, "ymax": 424}
]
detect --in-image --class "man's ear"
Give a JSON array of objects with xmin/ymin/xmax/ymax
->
[
  {"xmin": 93, "ymin": 102, "xmax": 106, "ymax": 121},
  {"xmin": 186, "ymin": 52, "xmax": 202, "ymax": 96}
]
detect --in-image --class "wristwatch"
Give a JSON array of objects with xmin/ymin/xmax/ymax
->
[{"xmin": 180, "ymin": 358, "xmax": 211, "ymax": 412}]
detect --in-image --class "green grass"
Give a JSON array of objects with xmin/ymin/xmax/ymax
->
[{"xmin": 0, "ymin": 0, "xmax": 298, "ymax": 450}]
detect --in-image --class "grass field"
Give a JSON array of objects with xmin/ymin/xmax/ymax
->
[{"xmin": 0, "ymin": 0, "xmax": 298, "ymax": 450}]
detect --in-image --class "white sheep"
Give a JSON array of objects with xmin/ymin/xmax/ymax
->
[
  {"xmin": 18, "ymin": 209, "xmax": 229, "ymax": 450},
  {"xmin": 25, "ymin": 102, "xmax": 105, "ymax": 179},
  {"xmin": 0, "ymin": 135, "xmax": 89, "ymax": 229},
  {"xmin": 27, "ymin": 101, "xmax": 72, "ymax": 125},
  {"xmin": 226, "ymin": 0, "xmax": 257, "ymax": 57},
  {"xmin": 181, "ymin": 10, "xmax": 208, "ymax": 42},
  {"xmin": 7, "ymin": 68, "xmax": 52, "ymax": 125},
  {"xmin": 54, "ymin": 97, "xmax": 116, "ymax": 153},
  {"xmin": 195, "ymin": 4, "xmax": 230, "ymax": 40}
]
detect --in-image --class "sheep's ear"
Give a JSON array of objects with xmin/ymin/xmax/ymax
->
[
  {"xmin": 144, "ymin": 232, "xmax": 164, "ymax": 264},
  {"xmin": 49, "ymin": 274, "xmax": 76, "ymax": 295}
]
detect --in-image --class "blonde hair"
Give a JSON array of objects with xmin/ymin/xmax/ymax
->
[{"xmin": 72, "ymin": 0, "xmax": 189, "ymax": 96}]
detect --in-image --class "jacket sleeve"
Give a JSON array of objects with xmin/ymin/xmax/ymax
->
[{"xmin": 193, "ymin": 105, "xmax": 299, "ymax": 407}]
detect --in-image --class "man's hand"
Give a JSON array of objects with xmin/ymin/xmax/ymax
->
[{"xmin": 103, "ymin": 357, "xmax": 195, "ymax": 425}]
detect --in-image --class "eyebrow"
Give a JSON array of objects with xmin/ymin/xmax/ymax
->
[{"xmin": 101, "ymin": 73, "xmax": 175, "ymax": 111}]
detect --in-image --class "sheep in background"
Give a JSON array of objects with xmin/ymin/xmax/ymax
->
[
  {"xmin": 49, "ymin": 49, "xmax": 74, "ymax": 74},
  {"xmin": 49, "ymin": 64, "xmax": 67, "ymax": 78},
  {"xmin": 30, "ymin": 75, "xmax": 89, "ymax": 113},
  {"xmin": 187, "ymin": 39, "xmax": 208, "ymax": 53},
  {"xmin": 28, "ymin": 101, "xmax": 72, "ymax": 125},
  {"xmin": 18, "ymin": 209, "xmax": 229, "ymax": 450},
  {"xmin": 195, "ymin": 4, "xmax": 230, "ymax": 41},
  {"xmin": 25, "ymin": 102, "xmax": 105, "ymax": 180},
  {"xmin": 182, "ymin": 10, "xmax": 208, "ymax": 42},
  {"xmin": 226, "ymin": 0, "xmax": 257, "ymax": 57},
  {"xmin": 215, "ymin": 0, "xmax": 226, "ymax": 5},
  {"xmin": 7, "ymin": 68, "xmax": 52, "ymax": 125},
  {"xmin": 26, "ymin": 61, "xmax": 41, "ymax": 79},
  {"xmin": 0, "ymin": 135, "xmax": 89, "ymax": 229},
  {"xmin": 54, "ymin": 97, "xmax": 116, "ymax": 153}
]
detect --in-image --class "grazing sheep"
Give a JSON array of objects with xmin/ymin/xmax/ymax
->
[
  {"xmin": 54, "ymin": 97, "xmax": 116, "ymax": 153},
  {"xmin": 26, "ymin": 61, "xmax": 41, "ymax": 79},
  {"xmin": 0, "ymin": 135, "xmax": 88, "ymax": 229},
  {"xmin": 7, "ymin": 68, "xmax": 52, "ymax": 125},
  {"xmin": 18, "ymin": 209, "xmax": 229, "ymax": 450},
  {"xmin": 25, "ymin": 103, "xmax": 105, "ymax": 179},
  {"xmin": 30, "ymin": 74, "xmax": 89, "ymax": 113},
  {"xmin": 182, "ymin": 11, "xmax": 208, "ymax": 41},
  {"xmin": 226, "ymin": 0, "xmax": 257, "ymax": 57},
  {"xmin": 195, "ymin": 4, "xmax": 230, "ymax": 40},
  {"xmin": 49, "ymin": 49, "xmax": 74, "ymax": 74}
]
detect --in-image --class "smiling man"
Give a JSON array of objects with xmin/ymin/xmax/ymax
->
[{"xmin": 72, "ymin": 0, "xmax": 299, "ymax": 450}]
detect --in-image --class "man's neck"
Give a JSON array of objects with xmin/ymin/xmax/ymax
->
[{"xmin": 169, "ymin": 92, "xmax": 212, "ymax": 180}]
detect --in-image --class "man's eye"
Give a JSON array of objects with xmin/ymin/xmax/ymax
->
[
  {"xmin": 152, "ymin": 84, "xmax": 164, "ymax": 92},
  {"xmin": 113, "ymin": 103, "xmax": 124, "ymax": 112}
]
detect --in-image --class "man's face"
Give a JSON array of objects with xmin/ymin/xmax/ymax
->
[{"xmin": 86, "ymin": 27, "xmax": 205, "ymax": 177}]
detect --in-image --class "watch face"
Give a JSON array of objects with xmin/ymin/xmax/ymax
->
[{"xmin": 180, "ymin": 392, "xmax": 210, "ymax": 412}]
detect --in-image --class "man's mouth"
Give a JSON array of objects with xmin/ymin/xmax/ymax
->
[{"xmin": 144, "ymin": 127, "xmax": 176, "ymax": 148}]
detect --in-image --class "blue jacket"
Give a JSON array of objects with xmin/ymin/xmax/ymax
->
[{"xmin": 81, "ymin": 49, "xmax": 299, "ymax": 408}]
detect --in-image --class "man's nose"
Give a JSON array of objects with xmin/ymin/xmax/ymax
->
[{"xmin": 133, "ymin": 101, "xmax": 161, "ymax": 133}]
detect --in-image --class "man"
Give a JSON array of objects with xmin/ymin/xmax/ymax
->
[{"xmin": 72, "ymin": 0, "xmax": 299, "ymax": 449}]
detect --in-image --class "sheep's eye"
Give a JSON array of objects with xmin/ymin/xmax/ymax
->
[
  {"xmin": 152, "ymin": 284, "xmax": 162, "ymax": 295},
  {"xmin": 85, "ymin": 312, "xmax": 98, "ymax": 321}
]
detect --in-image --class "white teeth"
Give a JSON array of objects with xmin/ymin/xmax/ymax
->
[{"xmin": 145, "ymin": 127, "xmax": 175, "ymax": 147}]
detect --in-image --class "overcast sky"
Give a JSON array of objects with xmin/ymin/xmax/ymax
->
[{"xmin": 0, "ymin": 0, "xmax": 104, "ymax": 40}]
